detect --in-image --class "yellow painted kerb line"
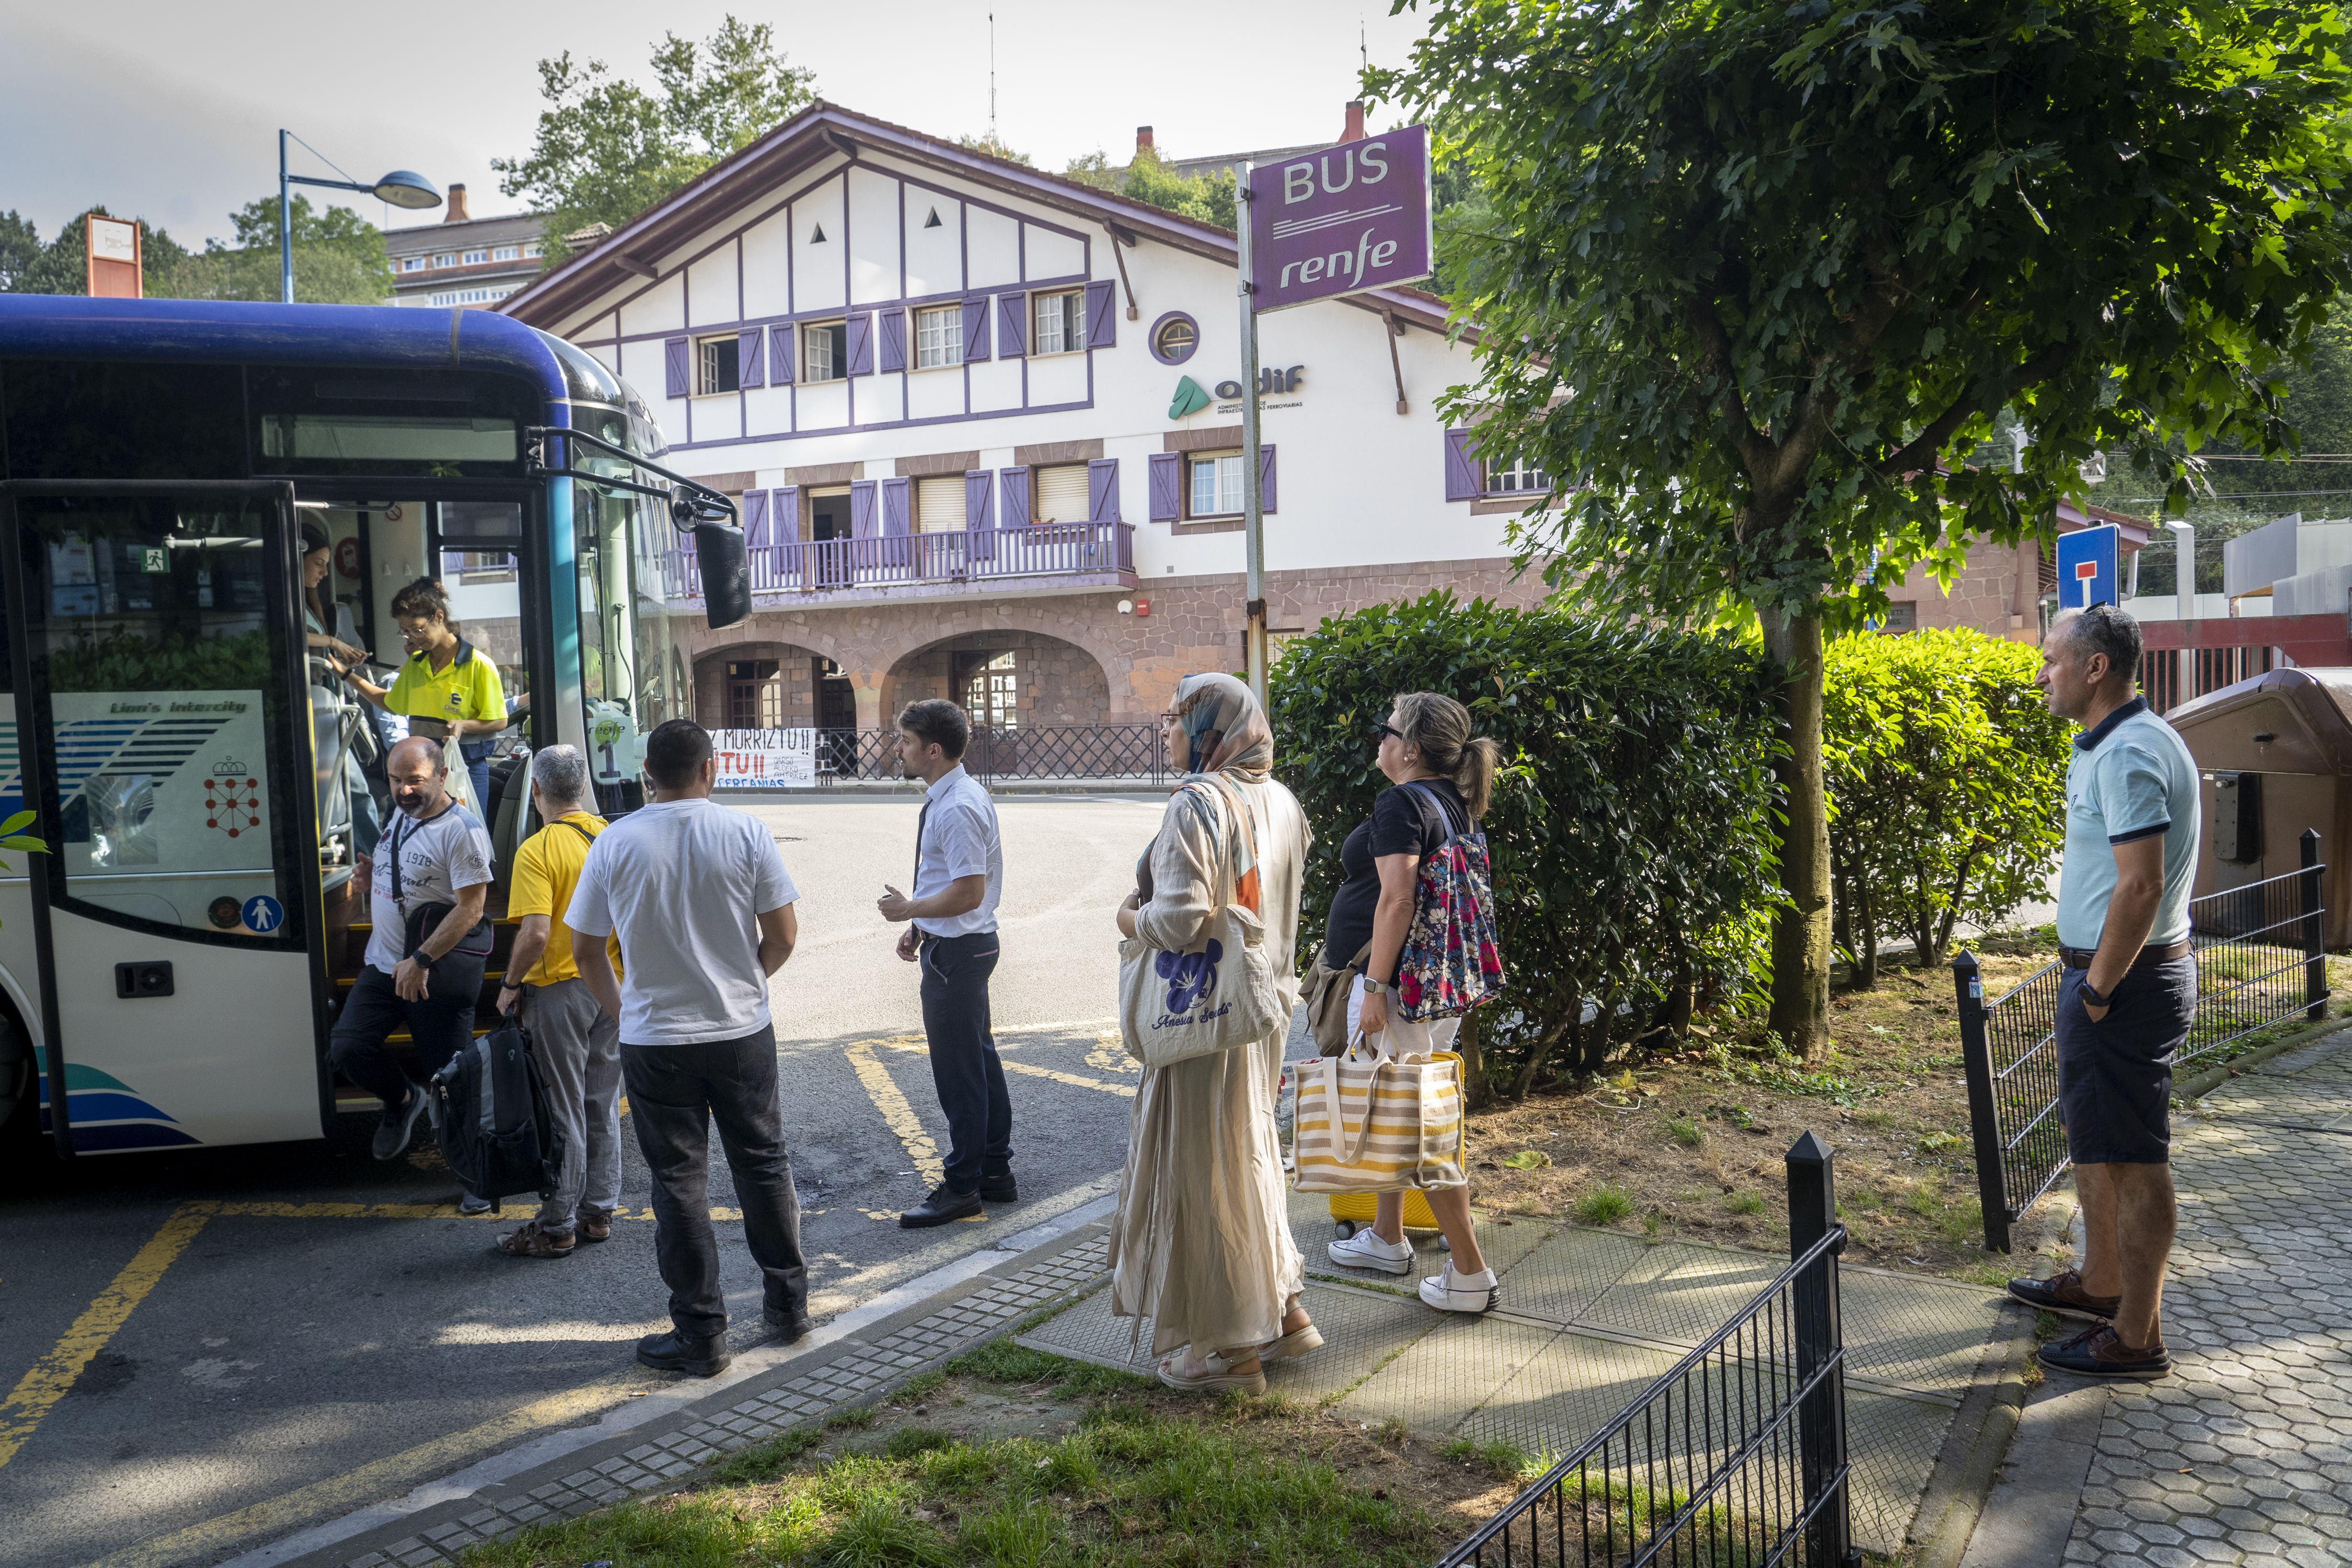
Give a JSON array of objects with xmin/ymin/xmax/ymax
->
[
  {"xmin": 0, "ymin": 1202, "xmax": 214, "ymax": 1470},
  {"xmin": 845, "ymin": 1036, "xmax": 944, "ymax": 1186}
]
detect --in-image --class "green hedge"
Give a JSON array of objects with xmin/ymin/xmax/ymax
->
[
  {"xmin": 1269, "ymin": 593, "xmax": 1783, "ymax": 1101},
  {"xmin": 1823, "ymin": 628, "xmax": 2068, "ymax": 981}
]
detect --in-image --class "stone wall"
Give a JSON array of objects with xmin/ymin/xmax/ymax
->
[
  {"xmin": 679, "ymin": 555, "xmax": 1550, "ymax": 728},
  {"xmin": 1882, "ymin": 539, "xmax": 2043, "ymax": 641}
]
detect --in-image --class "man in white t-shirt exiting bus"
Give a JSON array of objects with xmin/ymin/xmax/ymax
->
[{"xmin": 568, "ymin": 720, "xmax": 806, "ymax": 1378}]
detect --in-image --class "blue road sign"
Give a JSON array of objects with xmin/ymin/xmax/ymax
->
[
  {"xmin": 242, "ymin": 894, "xmax": 284, "ymax": 933},
  {"xmin": 2056, "ymin": 525, "xmax": 2120, "ymax": 609}
]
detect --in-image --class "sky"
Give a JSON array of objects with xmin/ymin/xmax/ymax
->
[{"xmin": 1, "ymin": 0, "xmax": 1433, "ymax": 246}]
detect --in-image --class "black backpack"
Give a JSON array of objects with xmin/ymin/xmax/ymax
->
[{"xmin": 431, "ymin": 1018, "xmax": 564, "ymax": 1210}]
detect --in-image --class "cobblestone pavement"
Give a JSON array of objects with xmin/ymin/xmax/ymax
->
[{"xmin": 2054, "ymin": 1033, "xmax": 2352, "ymax": 1567}]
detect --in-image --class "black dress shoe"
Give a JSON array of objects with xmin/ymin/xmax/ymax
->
[
  {"xmin": 764, "ymin": 1306, "xmax": 813, "ymax": 1343},
  {"xmin": 978, "ymin": 1173, "xmax": 1019, "ymax": 1204},
  {"xmin": 900, "ymin": 1184, "xmax": 984, "ymax": 1228},
  {"xmin": 637, "ymin": 1328, "xmax": 730, "ymax": 1377}
]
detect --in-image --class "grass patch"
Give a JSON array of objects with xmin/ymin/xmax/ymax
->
[
  {"xmin": 1573, "ymin": 1185, "xmax": 1636, "ymax": 1226},
  {"xmin": 1723, "ymin": 1190, "xmax": 1767, "ymax": 1216},
  {"xmin": 711, "ymin": 1423, "xmax": 825, "ymax": 1484},
  {"xmin": 1441, "ymin": 1437, "xmax": 1536, "ymax": 1482},
  {"xmin": 1665, "ymin": 1115, "xmax": 1705, "ymax": 1148},
  {"xmin": 945, "ymin": 1339, "xmax": 1156, "ymax": 1400}
]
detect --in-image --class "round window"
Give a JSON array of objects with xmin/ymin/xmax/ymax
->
[{"xmin": 1149, "ymin": 312, "xmax": 1200, "ymax": 365}]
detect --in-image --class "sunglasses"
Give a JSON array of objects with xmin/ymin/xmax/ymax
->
[{"xmin": 1373, "ymin": 723, "xmax": 1404, "ymax": 744}]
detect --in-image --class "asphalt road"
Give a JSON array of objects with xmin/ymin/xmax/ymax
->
[{"xmin": 0, "ymin": 790, "xmax": 1168, "ymax": 1568}]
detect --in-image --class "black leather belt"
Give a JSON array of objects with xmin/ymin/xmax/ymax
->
[{"xmin": 2060, "ymin": 941, "xmax": 2193, "ymax": 970}]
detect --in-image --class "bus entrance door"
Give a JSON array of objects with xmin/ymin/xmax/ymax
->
[{"xmin": 1, "ymin": 482, "xmax": 329, "ymax": 1154}]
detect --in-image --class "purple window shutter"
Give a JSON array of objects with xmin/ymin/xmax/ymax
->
[
  {"xmin": 965, "ymin": 470, "xmax": 995, "ymax": 559},
  {"xmin": 878, "ymin": 308, "xmax": 907, "ymax": 373},
  {"xmin": 1088, "ymin": 458, "xmax": 1121, "ymax": 524},
  {"xmin": 849, "ymin": 479, "xmax": 879, "ymax": 539},
  {"xmin": 1260, "ymin": 444, "xmax": 1278, "ymax": 514},
  {"xmin": 771, "ymin": 322, "xmax": 795, "ymax": 385},
  {"xmin": 998, "ymin": 466, "xmax": 1031, "ymax": 527},
  {"xmin": 997, "ymin": 292, "xmax": 1027, "ymax": 358},
  {"xmin": 742, "ymin": 488, "xmax": 770, "ymax": 548},
  {"xmin": 1443, "ymin": 429, "xmax": 1480, "ymax": 500},
  {"xmin": 845, "ymin": 312, "xmax": 873, "ymax": 376},
  {"xmin": 737, "ymin": 327, "xmax": 765, "ymax": 388},
  {"xmin": 962, "ymin": 297, "xmax": 992, "ymax": 361},
  {"xmin": 1085, "ymin": 280, "xmax": 1116, "ymax": 348},
  {"xmin": 775, "ymin": 485, "xmax": 800, "ymax": 541},
  {"xmin": 880, "ymin": 476, "xmax": 912, "ymax": 536},
  {"xmin": 1148, "ymin": 452, "xmax": 1181, "ymax": 522},
  {"xmin": 663, "ymin": 336, "xmax": 688, "ymax": 398}
]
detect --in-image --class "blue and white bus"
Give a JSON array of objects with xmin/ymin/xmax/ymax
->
[{"xmin": 0, "ymin": 296, "xmax": 745, "ymax": 1159}]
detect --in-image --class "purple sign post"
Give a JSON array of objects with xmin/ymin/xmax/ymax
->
[{"xmin": 1231, "ymin": 126, "xmax": 1434, "ymax": 700}]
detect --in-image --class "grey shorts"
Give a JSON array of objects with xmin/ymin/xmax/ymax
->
[{"xmin": 2056, "ymin": 954, "xmax": 2196, "ymax": 1166}]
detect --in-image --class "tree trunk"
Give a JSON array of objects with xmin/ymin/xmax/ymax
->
[
  {"xmin": 1456, "ymin": 1007, "xmax": 1493, "ymax": 1111},
  {"xmin": 1761, "ymin": 604, "xmax": 1832, "ymax": 1062},
  {"xmin": 1857, "ymin": 878, "xmax": 1879, "ymax": 991}
]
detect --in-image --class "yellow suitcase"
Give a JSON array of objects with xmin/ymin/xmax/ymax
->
[{"xmin": 1328, "ymin": 1187, "xmax": 1442, "ymax": 1237}]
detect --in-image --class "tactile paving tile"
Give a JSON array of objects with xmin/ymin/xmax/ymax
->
[
  {"xmin": 1579, "ymin": 1242, "xmax": 1787, "ymax": 1346},
  {"xmin": 1493, "ymin": 1225, "xmax": 1652, "ymax": 1329},
  {"xmin": 1836, "ymin": 1268, "xmax": 2001, "ymax": 1399},
  {"xmin": 1846, "ymin": 1387, "xmax": 1964, "ymax": 1555},
  {"xmin": 1446, "ymin": 1328, "xmax": 1685, "ymax": 1465},
  {"xmin": 1014, "ymin": 1277, "xmax": 1434, "ymax": 1405},
  {"xmin": 1335, "ymin": 1313, "xmax": 1560, "ymax": 1437}
]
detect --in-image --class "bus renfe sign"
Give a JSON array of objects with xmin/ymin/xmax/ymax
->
[{"xmin": 1246, "ymin": 124, "xmax": 1432, "ymax": 313}]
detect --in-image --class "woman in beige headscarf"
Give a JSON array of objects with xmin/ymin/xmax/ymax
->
[{"xmin": 1112, "ymin": 673, "xmax": 1318, "ymax": 1393}]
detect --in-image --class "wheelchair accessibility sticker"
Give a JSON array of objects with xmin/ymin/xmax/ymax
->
[{"xmin": 241, "ymin": 895, "xmax": 284, "ymax": 933}]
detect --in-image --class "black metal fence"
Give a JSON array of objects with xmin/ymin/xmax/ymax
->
[
  {"xmin": 808, "ymin": 724, "xmax": 1170, "ymax": 785},
  {"xmin": 1955, "ymin": 829, "xmax": 2328, "ymax": 1252},
  {"xmin": 1438, "ymin": 1136, "xmax": 1857, "ymax": 1568}
]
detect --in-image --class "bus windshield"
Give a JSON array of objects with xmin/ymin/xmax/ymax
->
[{"xmin": 574, "ymin": 473, "xmax": 690, "ymax": 804}]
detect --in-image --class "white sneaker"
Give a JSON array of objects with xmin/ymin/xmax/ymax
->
[
  {"xmin": 1420, "ymin": 1262, "xmax": 1499, "ymax": 1314},
  {"xmin": 1328, "ymin": 1229, "xmax": 1415, "ymax": 1275}
]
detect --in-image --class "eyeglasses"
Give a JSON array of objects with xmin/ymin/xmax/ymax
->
[{"xmin": 1374, "ymin": 723, "xmax": 1404, "ymax": 744}]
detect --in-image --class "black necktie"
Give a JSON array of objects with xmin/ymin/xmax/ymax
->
[{"xmin": 914, "ymin": 797, "xmax": 931, "ymax": 891}]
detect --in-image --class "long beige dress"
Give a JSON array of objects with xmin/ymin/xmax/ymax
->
[{"xmin": 1109, "ymin": 774, "xmax": 1310, "ymax": 1357}]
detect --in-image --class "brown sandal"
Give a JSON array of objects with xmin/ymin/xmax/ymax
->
[
  {"xmin": 577, "ymin": 1206, "xmax": 613, "ymax": 1243},
  {"xmin": 497, "ymin": 1220, "xmax": 577, "ymax": 1259}
]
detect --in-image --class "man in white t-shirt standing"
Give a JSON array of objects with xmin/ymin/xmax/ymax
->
[{"xmin": 568, "ymin": 719, "xmax": 806, "ymax": 1378}]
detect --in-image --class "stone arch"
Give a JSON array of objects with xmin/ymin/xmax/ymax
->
[
  {"xmin": 687, "ymin": 638, "xmax": 848, "ymax": 731},
  {"xmin": 854, "ymin": 601, "xmax": 1138, "ymax": 720},
  {"xmin": 881, "ymin": 629, "xmax": 1113, "ymax": 732}
]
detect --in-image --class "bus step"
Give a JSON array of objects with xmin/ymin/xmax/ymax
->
[
  {"xmin": 337, "ymin": 971, "xmax": 505, "ymax": 989},
  {"xmin": 381, "ymin": 1026, "xmax": 499, "ymax": 1045}
]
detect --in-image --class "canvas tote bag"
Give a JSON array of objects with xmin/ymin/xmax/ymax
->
[
  {"xmin": 1292, "ymin": 1041, "xmax": 1467, "ymax": 1193},
  {"xmin": 1118, "ymin": 776, "xmax": 1286, "ymax": 1070}
]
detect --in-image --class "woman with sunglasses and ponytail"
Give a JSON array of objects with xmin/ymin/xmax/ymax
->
[{"xmin": 1321, "ymin": 690, "xmax": 1504, "ymax": 1315}]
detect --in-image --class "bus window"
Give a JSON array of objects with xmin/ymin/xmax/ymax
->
[
  {"xmin": 574, "ymin": 483, "xmax": 688, "ymax": 808},
  {"xmin": 18, "ymin": 493, "xmax": 299, "ymax": 941},
  {"xmin": 1, "ymin": 362, "xmax": 245, "ymax": 480}
]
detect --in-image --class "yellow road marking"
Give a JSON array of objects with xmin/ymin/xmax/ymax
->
[
  {"xmin": 74, "ymin": 1374, "xmax": 656, "ymax": 1568},
  {"xmin": 845, "ymin": 1036, "xmax": 943, "ymax": 1187},
  {"xmin": 0, "ymin": 1203, "xmax": 213, "ymax": 1471},
  {"xmin": 211, "ymin": 1201, "xmax": 743, "ymax": 1222},
  {"xmin": 871, "ymin": 1035, "xmax": 1133, "ymax": 1098}
]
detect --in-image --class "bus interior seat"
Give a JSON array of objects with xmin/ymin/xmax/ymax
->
[{"xmin": 488, "ymin": 751, "xmax": 538, "ymax": 912}]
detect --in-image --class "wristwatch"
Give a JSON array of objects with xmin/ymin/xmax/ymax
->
[
  {"xmin": 2080, "ymin": 979, "xmax": 2111, "ymax": 1009},
  {"xmin": 1363, "ymin": 974, "xmax": 1393, "ymax": 997},
  {"xmin": 409, "ymin": 947, "xmax": 431, "ymax": 967}
]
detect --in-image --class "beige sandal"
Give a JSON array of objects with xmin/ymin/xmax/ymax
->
[
  {"xmin": 1156, "ymin": 1347, "xmax": 1266, "ymax": 1394},
  {"xmin": 1259, "ymin": 1323, "xmax": 1324, "ymax": 1360}
]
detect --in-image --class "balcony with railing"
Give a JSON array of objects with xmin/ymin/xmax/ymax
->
[{"xmin": 648, "ymin": 521, "xmax": 1137, "ymax": 607}]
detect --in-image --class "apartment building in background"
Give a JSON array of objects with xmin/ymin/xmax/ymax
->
[{"xmin": 385, "ymin": 184, "xmax": 546, "ymax": 310}]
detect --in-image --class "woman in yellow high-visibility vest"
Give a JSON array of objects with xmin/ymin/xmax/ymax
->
[{"xmin": 342, "ymin": 577, "xmax": 509, "ymax": 812}]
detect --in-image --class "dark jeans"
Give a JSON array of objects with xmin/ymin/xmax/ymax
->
[
  {"xmin": 2057, "ymin": 954, "xmax": 2197, "ymax": 1166},
  {"xmin": 329, "ymin": 956, "xmax": 486, "ymax": 1110},
  {"xmin": 621, "ymin": 1024, "xmax": 808, "ymax": 1338},
  {"xmin": 918, "ymin": 931, "xmax": 1011, "ymax": 1193}
]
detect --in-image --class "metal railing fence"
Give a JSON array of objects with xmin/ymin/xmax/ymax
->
[
  {"xmin": 1955, "ymin": 829, "xmax": 2327, "ymax": 1252},
  {"xmin": 649, "ymin": 520, "xmax": 1136, "ymax": 599},
  {"xmin": 1437, "ymin": 1136, "xmax": 1857, "ymax": 1568},
  {"xmin": 803, "ymin": 724, "xmax": 1171, "ymax": 786}
]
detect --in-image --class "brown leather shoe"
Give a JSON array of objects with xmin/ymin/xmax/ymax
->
[
  {"xmin": 496, "ymin": 1220, "xmax": 578, "ymax": 1259},
  {"xmin": 577, "ymin": 1206, "xmax": 613, "ymax": 1244},
  {"xmin": 2006, "ymin": 1267, "xmax": 2118, "ymax": 1322},
  {"xmin": 2038, "ymin": 1323, "xmax": 2171, "ymax": 1379}
]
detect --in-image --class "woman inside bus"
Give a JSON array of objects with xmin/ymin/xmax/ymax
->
[
  {"xmin": 303, "ymin": 524, "xmax": 379, "ymax": 869},
  {"xmin": 340, "ymin": 577, "xmax": 509, "ymax": 812}
]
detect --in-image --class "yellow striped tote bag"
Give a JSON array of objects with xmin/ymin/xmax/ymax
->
[{"xmin": 1292, "ymin": 1046, "xmax": 1466, "ymax": 1193}]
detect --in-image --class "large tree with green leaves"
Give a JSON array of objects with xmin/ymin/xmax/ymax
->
[
  {"xmin": 156, "ymin": 194, "xmax": 390, "ymax": 304},
  {"xmin": 1377, "ymin": 1, "xmax": 2352, "ymax": 1057},
  {"xmin": 493, "ymin": 16, "xmax": 816, "ymax": 261}
]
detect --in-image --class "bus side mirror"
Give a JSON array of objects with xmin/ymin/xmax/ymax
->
[{"xmin": 695, "ymin": 521, "xmax": 751, "ymax": 630}]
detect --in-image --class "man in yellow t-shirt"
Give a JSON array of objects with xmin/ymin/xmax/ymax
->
[{"xmin": 493, "ymin": 745, "xmax": 622, "ymax": 1260}]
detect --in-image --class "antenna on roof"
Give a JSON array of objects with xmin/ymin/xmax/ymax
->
[
  {"xmin": 989, "ymin": 13, "xmax": 998, "ymax": 145},
  {"xmin": 1361, "ymin": 14, "xmax": 1368, "ymax": 74}
]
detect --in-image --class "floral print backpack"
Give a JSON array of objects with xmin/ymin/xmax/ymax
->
[{"xmin": 1393, "ymin": 780, "xmax": 1505, "ymax": 1021}]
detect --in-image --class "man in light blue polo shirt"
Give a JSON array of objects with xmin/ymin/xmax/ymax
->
[
  {"xmin": 2014, "ymin": 603, "xmax": 2199, "ymax": 1381},
  {"xmin": 877, "ymin": 698, "xmax": 1013, "ymax": 1228}
]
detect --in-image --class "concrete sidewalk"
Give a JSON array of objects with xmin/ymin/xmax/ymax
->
[
  {"xmin": 233, "ymin": 1175, "xmax": 2030, "ymax": 1568},
  {"xmin": 1958, "ymin": 1030, "xmax": 2352, "ymax": 1568}
]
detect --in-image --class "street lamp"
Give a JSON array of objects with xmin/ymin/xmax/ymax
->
[{"xmin": 278, "ymin": 128, "xmax": 441, "ymax": 304}]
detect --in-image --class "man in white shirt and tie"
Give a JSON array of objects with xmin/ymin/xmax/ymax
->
[{"xmin": 877, "ymin": 698, "xmax": 1013, "ymax": 1227}]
